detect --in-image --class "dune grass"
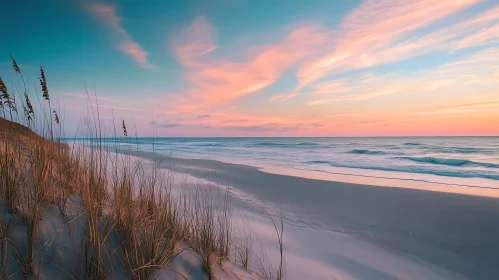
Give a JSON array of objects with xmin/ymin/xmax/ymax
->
[{"xmin": 0, "ymin": 55, "xmax": 286, "ymax": 279}]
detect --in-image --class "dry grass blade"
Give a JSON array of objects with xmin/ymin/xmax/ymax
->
[{"xmin": 270, "ymin": 214, "xmax": 284, "ymax": 280}]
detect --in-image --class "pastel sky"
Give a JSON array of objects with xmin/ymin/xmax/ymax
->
[{"xmin": 1, "ymin": 0, "xmax": 498, "ymax": 136}]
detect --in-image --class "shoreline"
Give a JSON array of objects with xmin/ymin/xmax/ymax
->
[
  {"xmin": 129, "ymin": 149, "xmax": 499, "ymax": 279},
  {"xmin": 260, "ymin": 165, "xmax": 499, "ymax": 198},
  {"xmin": 145, "ymin": 150, "xmax": 499, "ymax": 198}
]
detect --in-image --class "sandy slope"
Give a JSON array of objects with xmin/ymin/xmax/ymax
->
[{"xmin": 0, "ymin": 193, "xmax": 258, "ymax": 279}]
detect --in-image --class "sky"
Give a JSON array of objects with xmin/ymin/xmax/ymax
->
[{"xmin": 0, "ymin": 0, "xmax": 498, "ymax": 137}]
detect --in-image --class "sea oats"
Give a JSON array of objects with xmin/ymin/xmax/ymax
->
[
  {"xmin": 122, "ymin": 119, "xmax": 127, "ymax": 137},
  {"xmin": 10, "ymin": 54, "xmax": 21, "ymax": 74},
  {"xmin": 39, "ymin": 67, "xmax": 49, "ymax": 101},
  {"xmin": 0, "ymin": 77, "xmax": 9, "ymax": 101},
  {"xmin": 25, "ymin": 94, "xmax": 34, "ymax": 120},
  {"xmin": 23, "ymin": 106, "xmax": 31, "ymax": 121},
  {"xmin": 53, "ymin": 110, "xmax": 59, "ymax": 124},
  {"xmin": 0, "ymin": 77, "xmax": 15, "ymax": 111}
]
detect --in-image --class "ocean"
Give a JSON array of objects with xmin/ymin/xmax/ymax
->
[{"xmin": 84, "ymin": 137, "xmax": 499, "ymax": 189}]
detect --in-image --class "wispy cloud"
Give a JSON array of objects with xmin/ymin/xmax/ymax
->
[
  {"xmin": 60, "ymin": 92, "xmax": 118, "ymax": 102},
  {"xmin": 308, "ymin": 87, "xmax": 404, "ymax": 105},
  {"xmin": 88, "ymin": 3, "xmax": 158, "ymax": 69},
  {"xmin": 173, "ymin": 17, "xmax": 216, "ymax": 67},
  {"xmin": 173, "ymin": 17, "xmax": 328, "ymax": 107},
  {"xmin": 418, "ymin": 101, "xmax": 499, "ymax": 115},
  {"xmin": 221, "ymin": 119, "xmax": 249, "ymax": 124},
  {"xmin": 308, "ymin": 47, "xmax": 499, "ymax": 105},
  {"xmin": 298, "ymin": 0, "xmax": 486, "ymax": 88},
  {"xmin": 222, "ymin": 123, "xmax": 300, "ymax": 133},
  {"xmin": 158, "ymin": 123, "xmax": 181, "ymax": 128},
  {"xmin": 269, "ymin": 93, "xmax": 297, "ymax": 102},
  {"xmin": 97, "ymin": 104, "xmax": 142, "ymax": 111}
]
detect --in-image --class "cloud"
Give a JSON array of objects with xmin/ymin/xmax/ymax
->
[
  {"xmin": 368, "ymin": 5, "xmax": 499, "ymax": 57},
  {"xmin": 298, "ymin": 0, "xmax": 487, "ymax": 88},
  {"xmin": 222, "ymin": 123, "xmax": 299, "ymax": 132},
  {"xmin": 221, "ymin": 119, "xmax": 249, "ymax": 124},
  {"xmin": 173, "ymin": 17, "xmax": 328, "ymax": 107},
  {"xmin": 308, "ymin": 83, "xmax": 419, "ymax": 105},
  {"xmin": 197, "ymin": 114, "xmax": 212, "ymax": 119},
  {"xmin": 269, "ymin": 93, "xmax": 297, "ymax": 102},
  {"xmin": 173, "ymin": 17, "xmax": 216, "ymax": 67},
  {"xmin": 159, "ymin": 123, "xmax": 180, "ymax": 128},
  {"xmin": 61, "ymin": 92, "xmax": 118, "ymax": 102},
  {"xmin": 308, "ymin": 47, "xmax": 499, "ymax": 105},
  {"xmin": 418, "ymin": 101, "xmax": 499, "ymax": 115},
  {"xmin": 88, "ymin": 3, "xmax": 158, "ymax": 69},
  {"xmin": 310, "ymin": 123, "xmax": 322, "ymax": 127},
  {"xmin": 148, "ymin": 117, "xmax": 219, "ymax": 129},
  {"xmin": 149, "ymin": 122, "xmax": 181, "ymax": 128},
  {"xmin": 98, "ymin": 104, "xmax": 142, "ymax": 111},
  {"xmin": 326, "ymin": 113, "xmax": 361, "ymax": 118}
]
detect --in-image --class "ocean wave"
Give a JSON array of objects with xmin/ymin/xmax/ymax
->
[
  {"xmin": 252, "ymin": 142, "xmax": 288, "ymax": 147},
  {"xmin": 307, "ymin": 160, "xmax": 330, "ymax": 165},
  {"xmin": 252, "ymin": 142, "xmax": 322, "ymax": 148},
  {"xmin": 305, "ymin": 160, "xmax": 499, "ymax": 180},
  {"xmin": 404, "ymin": 142, "xmax": 422, "ymax": 146},
  {"xmin": 296, "ymin": 142, "xmax": 320, "ymax": 146},
  {"xmin": 196, "ymin": 143, "xmax": 226, "ymax": 147},
  {"xmin": 398, "ymin": 157, "xmax": 499, "ymax": 168},
  {"xmin": 429, "ymin": 147, "xmax": 492, "ymax": 154},
  {"xmin": 347, "ymin": 149, "xmax": 388, "ymax": 155}
]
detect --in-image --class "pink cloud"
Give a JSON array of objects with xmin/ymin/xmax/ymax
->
[
  {"xmin": 269, "ymin": 93, "xmax": 298, "ymax": 102},
  {"xmin": 418, "ymin": 101, "xmax": 499, "ymax": 115},
  {"xmin": 307, "ymin": 47, "xmax": 499, "ymax": 105},
  {"xmin": 88, "ymin": 3, "xmax": 158, "ymax": 69},
  {"xmin": 173, "ymin": 17, "xmax": 216, "ymax": 67},
  {"xmin": 144, "ymin": 103, "xmax": 312, "ymax": 134},
  {"xmin": 298, "ymin": 0, "xmax": 484, "ymax": 88},
  {"xmin": 376, "ymin": 5, "xmax": 499, "ymax": 55},
  {"xmin": 453, "ymin": 24, "xmax": 499, "ymax": 49},
  {"xmin": 173, "ymin": 18, "xmax": 328, "ymax": 107},
  {"xmin": 308, "ymin": 84, "xmax": 420, "ymax": 105}
]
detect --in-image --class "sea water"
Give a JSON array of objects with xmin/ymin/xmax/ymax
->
[{"xmin": 79, "ymin": 137, "xmax": 499, "ymax": 189}]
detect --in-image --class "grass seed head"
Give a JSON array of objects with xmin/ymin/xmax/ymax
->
[
  {"xmin": 40, "ymin": 67, "xmax": 50, "ymax": 101},
  {"xmin": 122, "ymin": 119, "xmax": 127, "ymax": 137},
  {"xmin": 10, "ymin": 54, "xmax": 21, "ymax": 74}
]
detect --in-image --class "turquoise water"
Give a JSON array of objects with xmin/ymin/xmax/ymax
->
[{"xmin": 74, "ymin": 137, "xmax": 499, "ymax": 188}]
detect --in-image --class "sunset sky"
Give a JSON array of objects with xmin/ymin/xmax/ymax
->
[{"xmin": 1, "ymin": 0, "xmax": 498, "ymax": 136}]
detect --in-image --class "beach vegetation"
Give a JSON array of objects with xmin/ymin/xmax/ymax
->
[{"xmin": 0, "ymin": 55, "xmax": 285, "ymax": 279}]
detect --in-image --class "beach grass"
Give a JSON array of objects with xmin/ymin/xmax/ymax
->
[{"xmin": 0, "ymin": 56, "xmax": 286, "ymax": 279}]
